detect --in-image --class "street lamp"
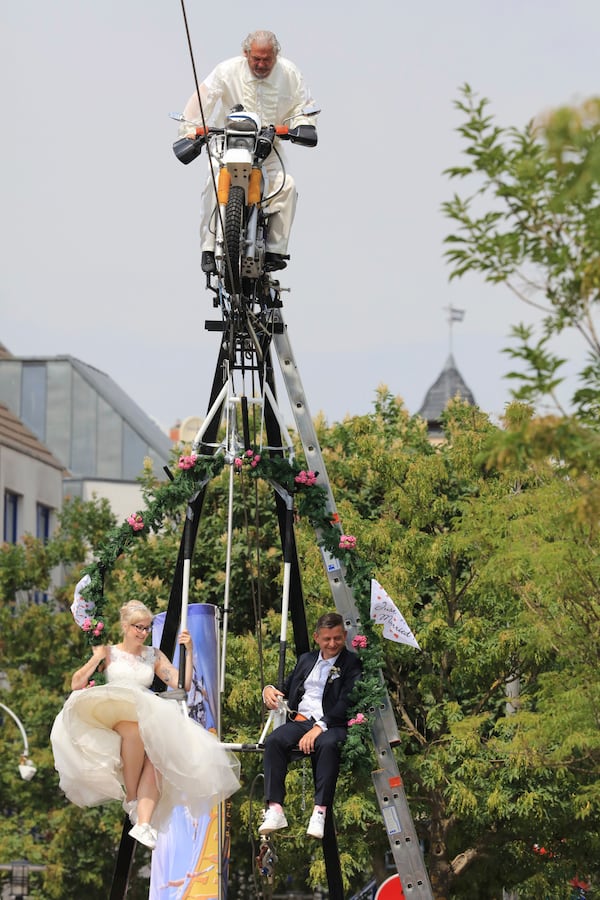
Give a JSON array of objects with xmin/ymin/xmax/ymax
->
[
  {"xmin": 0, "ymin": 859, "xmax": 46, "ymax": 899},
  {"xmin": 0, "ymin": 703, "xmax": 36, "ymax": 781}
]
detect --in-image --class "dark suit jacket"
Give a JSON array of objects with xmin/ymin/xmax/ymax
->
[{"xmin": 282, "ymin": 646, "xmax": 362, "ymax": 729}]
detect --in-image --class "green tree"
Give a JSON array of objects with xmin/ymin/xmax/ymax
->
[
  {"xmin": 314, "ymin": 390, "xmax": 600, "ymax": 898},
  {"xmin": 0, "ymin": 448, "xmax": 386, "ymax": 897},
  {"xmin": 3, "ymin": 397, "xmax": 600, "ymax": 898},
  {"xmin": 0, "ymin": 496, "xmax": 154, "ymax": 898},
  {"xmin": 0, "ymin": 495, "xmax": 116, "ymax": 601},
  {"xmin": 443, "ymin": 86, "xmax": 600, "ymax": 423}
]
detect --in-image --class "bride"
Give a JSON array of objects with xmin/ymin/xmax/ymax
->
[{"xmin": 51, "ymin": 599, "xmax": 240, "ymax": 850}]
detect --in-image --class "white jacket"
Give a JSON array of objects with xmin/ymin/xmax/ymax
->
[{"xmin": 181, "ymin": 55, "xmax": 316, "ymax": 131}]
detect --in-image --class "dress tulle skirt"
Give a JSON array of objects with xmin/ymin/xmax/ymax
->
[{"xmin": 50, "ymin": 683, "xmax": 240, "ymax": 832}]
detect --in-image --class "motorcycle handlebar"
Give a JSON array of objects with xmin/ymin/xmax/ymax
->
[{"xmin": 172, "ymin": 122, "xmax": 317, "ymax": 164}]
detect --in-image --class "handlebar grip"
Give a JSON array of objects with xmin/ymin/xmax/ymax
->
[
  {"xmin": 172, "ymin": 135, "xmax": 205, "ymax": 165},
  {"xmin": 287, "ymin": 124, "xmax": 318, "ymax": 148}
]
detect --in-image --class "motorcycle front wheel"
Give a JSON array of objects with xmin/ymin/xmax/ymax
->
[{"xmin": 223, "ymin": 185, "xmax": 245, "ymax": 295}]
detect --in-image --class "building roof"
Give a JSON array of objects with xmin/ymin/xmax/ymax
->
[
  {"xmin": 0, "ymin": 349, "xmax": 172, "ymax": 480},
  {"xmin": 417, "ymin": 353, "xmax": 476, "ymax": 424},
  {"xmin": 0, "ymin": 403, "xmax": 66, "ymax": 472},
  {"xmin": 67, "ymin": 355, "xmax": 171, "ymax": 459}
]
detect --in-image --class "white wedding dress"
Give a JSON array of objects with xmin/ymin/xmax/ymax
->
[{"xmin": 50, "ymin": 645, "xmax": 240, "ymax": 831}]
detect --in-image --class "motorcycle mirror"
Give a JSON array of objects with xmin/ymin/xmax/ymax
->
[
  {"xmin": 283, "ymin": 107, "xmax": 321, "ymax": 126},
  {"xmin": 169, "ymin": 113, "xmax": 202, "ymax": 128}
]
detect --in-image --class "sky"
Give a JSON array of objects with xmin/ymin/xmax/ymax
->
[{"xmin": 2, "ymin": 1, "xmax": 598, "ymax": 435}]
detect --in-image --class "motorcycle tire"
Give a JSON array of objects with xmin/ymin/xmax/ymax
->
[{"xmin": 223, "ymin": 185, "xmax": 245, "ymax": 295}]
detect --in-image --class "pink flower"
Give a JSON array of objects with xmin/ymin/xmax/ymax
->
[
  {"xmin": 248, "ymin": 451, "xmax": 260, "ymax": 465},
  {"xmin": 95, "ymin": 621, "xmax": 104, "ymax": 632},
  {"xmin": 177, "ymin": 454, "xmax": 197, "ymax": 470},
  {"xmin": 294, "ymin": 469, "xmax": 317, "ymax": 486},
  {"xmin": 127, "ymin": 513, "xmax": 144, "ymax": 532},
  {"xmin": 87, "ymin": 680, "xmax": 95, "ymax": 688},
  {"xmin": 237, "ymin": 450, "xmax": 261, "ymax": 468},
  {"xmin": 348, "ymin": 713, "xmax": 367, "ymax": 727},
  {"xmin": 351, "ymin": 634, "xmax": 368, "ymax": 649},
  {"xmin": 339, "ymin": 534, "xmax": 356, "ymax": 550},
  {"xmin": 82, "ymin": 617, "xmax": 91, "ymax": 632},
  {"xmin": 234, "ymin": 457, "xmax": 243, "ymax": 469}
]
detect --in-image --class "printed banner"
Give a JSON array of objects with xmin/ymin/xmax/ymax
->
[
  {"xmin": 370, "ymin": 579, "xmax": 420, "ymax": 649},
  {"xmin": 71, "ymin": 573, "xmax": 94, "ymax": 626},
  {"xmin": 150, "ymin": 604, "xmax": 230, "ymax": 899}
]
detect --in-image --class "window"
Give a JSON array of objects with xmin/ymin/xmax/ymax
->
[
  {"xmin": 46, "ymin": 360, "xmax": 72, "ymax": 464},
  {"xmin": 21, "ymin": 363, "xmax": 47, "ymax": 441},
  {"xmin": 123, "ymin": 423, "xmax": 147, "ymax": 481},
  {"xmin": 4, "ymin": 491, "xmax": 19, "ymax": 543},
  {"xmin": 36, "ymin": 504, "xmax": 52, "ymax": 543},
  {"xmin": 71, "ymin": 370, "xmax": 96, "ymax": 475},
  {"xmin": 34, "ymin": 504, "xmax": 53, "ymax": 604}
]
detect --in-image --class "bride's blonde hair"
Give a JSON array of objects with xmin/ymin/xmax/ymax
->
[{"xmin": 120, "ymin": 600, "xmax": 153, "ymax": 632}]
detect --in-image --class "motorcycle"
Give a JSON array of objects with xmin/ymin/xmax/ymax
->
[{"xmin": 172, "ymin": 107, "xmax": 318, "ymax": 303}]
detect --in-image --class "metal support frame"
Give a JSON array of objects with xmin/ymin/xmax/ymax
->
[{"xmin": 109, "ymin": 297, "xmax": 433, "ymax": 899}]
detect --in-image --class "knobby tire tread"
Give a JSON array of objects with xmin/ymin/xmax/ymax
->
[{"xmin": 224, "ymin": 185, "xmax": 245, "ymax": 295}]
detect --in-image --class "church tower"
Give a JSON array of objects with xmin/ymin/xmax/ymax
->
[{"xmin": 417, "ymin": 307, "xmax": 476, "ymax": 441}]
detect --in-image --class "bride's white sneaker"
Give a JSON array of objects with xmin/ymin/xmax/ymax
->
[{"xmin": 129, "ymin": 823, "xmax": 158, "ymax": 850}]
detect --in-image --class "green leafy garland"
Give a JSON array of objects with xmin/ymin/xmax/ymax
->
[{"xmin": 78, "ymin": 449, "xmax": 388, "ymax": 769}]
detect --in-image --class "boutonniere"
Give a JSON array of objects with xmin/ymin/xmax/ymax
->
[{"xmin": 327, "ymin": 666, "xmax": 341, "ymax": 682}]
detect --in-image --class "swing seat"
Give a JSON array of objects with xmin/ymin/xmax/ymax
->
[{"xmin": 290, "ymin": 746, "xmax": 308, "ymax": 760}]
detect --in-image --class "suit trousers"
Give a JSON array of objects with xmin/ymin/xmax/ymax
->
[{"xmin": 263, "ymin": 719, "xmax": 347, "ymax": 808}]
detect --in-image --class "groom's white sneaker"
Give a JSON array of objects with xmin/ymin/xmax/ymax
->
[{"xmin": 258, "ymin": 807, "xmax": 288, "ymax": 835}]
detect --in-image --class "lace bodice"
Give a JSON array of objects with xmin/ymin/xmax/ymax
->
[{"xmin": 107, "ymin": 645, "xmax": 157, "ymax": 688}]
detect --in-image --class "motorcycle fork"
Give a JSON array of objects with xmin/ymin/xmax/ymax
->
[
  {"xmin": 215, "ymin": 167, "xmax": 232, "ymax": 269},
  {"xmin": 244, "ymin": 168, "xmax": 262, "ymax": 266}
]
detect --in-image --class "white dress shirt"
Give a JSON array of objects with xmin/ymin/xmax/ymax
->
[{"xmin": 297, "ymin": 653, "xmax": 340, "ymax": 732}]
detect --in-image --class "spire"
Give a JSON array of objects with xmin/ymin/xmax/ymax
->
[{"xmin": 417, "ymin": 308, "xmax": 475, "ymax": 437}]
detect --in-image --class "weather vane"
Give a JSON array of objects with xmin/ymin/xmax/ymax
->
[{"xmin": 443, "ymin": 305, "xmax": 465, "ymax": 353}]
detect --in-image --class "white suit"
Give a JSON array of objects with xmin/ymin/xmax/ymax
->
[{"xmin": 181, "ymin": 55, "xmax": 317, "ymax": 255}]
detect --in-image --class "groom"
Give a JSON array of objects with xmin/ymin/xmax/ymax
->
[{"xmin": 260, "ymin": 612, "xmax": 362, "ymax": 839}]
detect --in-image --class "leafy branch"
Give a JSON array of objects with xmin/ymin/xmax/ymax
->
[{"xmin": 443, "ymin": 84, "xmax": 600, "ymax": 419}]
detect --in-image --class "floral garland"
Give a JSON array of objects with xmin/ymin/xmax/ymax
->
[{"xmin": 77, "ymin": 448, "xmax": 387, "ymax": 769}]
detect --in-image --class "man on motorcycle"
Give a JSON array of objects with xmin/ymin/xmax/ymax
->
[{"xmin": 179, "ymin": 30, "xmax": 317, "ymax": 274}]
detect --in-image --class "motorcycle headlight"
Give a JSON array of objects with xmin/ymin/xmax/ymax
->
[
  {"xmin": 226, "ymin": 112, "xmax": 259, "ymax": 152},
  {"xmin": 228, "ymin": 134, "xmax": 256, "ymax": 151}
]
